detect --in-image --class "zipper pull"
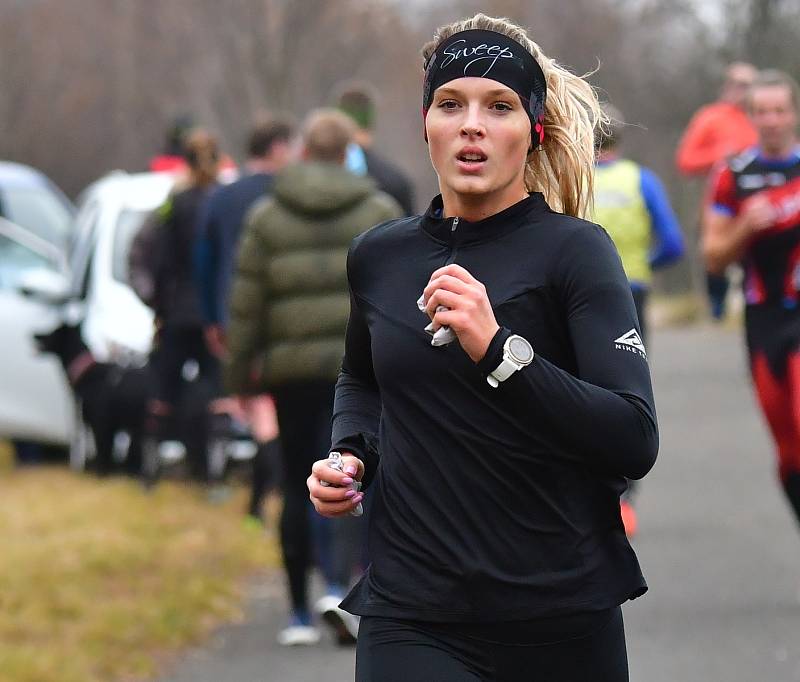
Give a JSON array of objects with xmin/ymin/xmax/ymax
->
[{"xmin": 451, "ymin": 217, "xmax": 459, "ymax": 232}]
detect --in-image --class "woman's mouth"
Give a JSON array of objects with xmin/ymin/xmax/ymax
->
[{"xmin": 456, "ymin": 150, "xmax": 487, "ymax": 172}]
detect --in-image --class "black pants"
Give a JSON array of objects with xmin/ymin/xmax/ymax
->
[
  {"xmin": 356, "ymin": 607, "xmax": 628, "ymax": 682},
  {"xmin": 706, "ymin": 271, "xmax": 729, "ymax": 319},
  {"xmin": 145, "ymin": 325, "xmax": 219, "ymax": 480},
  {"xmin": 248, "ymin": 438, "xmax": 282, "ymax": 518},
  {"xmin": 272, "ymin": 381, "xmax": 339, "ymax": 614},
  {"xmin": 150, "ymin": 325, "xmax": 219, "ymax": 405}
]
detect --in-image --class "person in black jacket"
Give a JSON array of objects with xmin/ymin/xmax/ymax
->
[
  {"xmin": 141, "ymin": 128, "xmax": 222, "ymax": 482},
  {"xmin": 308, "ymin": 13, "xmax": 658, "ymax": 682},
  {"xmin": 335, "ymin": 81, "xmax": 416, "ymax": 216}
]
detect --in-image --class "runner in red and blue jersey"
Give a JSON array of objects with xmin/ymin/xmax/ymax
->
[{"xmin": 704, "ymin": 70, "xmax": 800, "ymax": 528}]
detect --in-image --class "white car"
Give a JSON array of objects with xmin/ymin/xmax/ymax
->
[
  {"xmin": 21, "ymin": 170, "xmax": 256, "ymax": 471},
  {"xmin": 0, "ymin": 218, "xmax": 73, "ymax": 445},
  {"xmin": 5, "ymin": 171, "xmax": 174, "ymax": 452},
  {"xmin": 0, "ymin": 161, "xmax": 74, "ymax": 250},
  {"xmin": 69, "ymin": 171, "xmax": 175, "ymax": 361}
]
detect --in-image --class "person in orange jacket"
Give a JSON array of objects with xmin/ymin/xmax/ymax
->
[
  {"xmin": 676, "ymin": 62, "xmax": 759, "ymax": 319},
  {"xmin": 677, "ymin": 63, "xmax": 759, "ymax": 176}
]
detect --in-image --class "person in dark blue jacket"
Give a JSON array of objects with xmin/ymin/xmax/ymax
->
[
  {"xmin": 195, "ymin": 117, "xmax": 295, "ymax": 347},
  {"xmin": 194, "ymin": 116, "xmax": 294, "ymax": 519}
]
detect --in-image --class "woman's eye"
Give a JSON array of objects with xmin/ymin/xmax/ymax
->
[
  {"xmin": 438, "ymin": 100, "xmax": 459, "ymax": 109},
  {"xmin": 492, "ymin": 102, "xmax": 513, "ymax": 112}
]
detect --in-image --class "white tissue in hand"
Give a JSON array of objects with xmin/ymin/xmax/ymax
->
[
  {"xmin": 417, "ymin": 294, "xmax": 456, "ymax": 346},
  {"xmin": 431, "ymin": 307, "xmax": 457, "ymax": 345},
  {"xmin": 431, "ymin": 328, "xmax": 457, "ymax": 346}
]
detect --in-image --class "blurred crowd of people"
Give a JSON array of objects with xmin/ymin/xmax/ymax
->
[{"xmin": 128, "ymin": 83, "xmax": 411, "ymax": 645}]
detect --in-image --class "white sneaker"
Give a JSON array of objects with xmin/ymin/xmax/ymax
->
[
  {"xmin": 315, "ymin": 594, "xmax": 359, "ymax": 645},
  {"xmin": 276, "ymin": 624, "xmax": 321, "ymax": 646}
]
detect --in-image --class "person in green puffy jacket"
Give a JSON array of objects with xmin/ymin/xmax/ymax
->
[{"xmin": 224, "ymin": 108, "xmax": 401, "ymax": 646}]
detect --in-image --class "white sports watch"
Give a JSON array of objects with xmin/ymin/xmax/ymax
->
[{"xmin": 487, "ymin": 334, "xmax": 535, "ymax": 388}]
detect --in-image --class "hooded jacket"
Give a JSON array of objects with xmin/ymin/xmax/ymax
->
[{"xmin": 223, "ymin": 161, "xmax": 401, "ymax": 393}]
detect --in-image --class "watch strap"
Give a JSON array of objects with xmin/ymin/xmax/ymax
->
[{"xmin": 490, "ymin": 356, "xmax": 520, "ymax": 384}]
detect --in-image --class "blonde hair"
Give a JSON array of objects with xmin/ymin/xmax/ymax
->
[
  {"xmin": 422, "ymin": 14, "xmax": 605, "ymax": 218},
  {"xmin": 302, "ymin": 108, "xmax": 356, "ymax": 163}
]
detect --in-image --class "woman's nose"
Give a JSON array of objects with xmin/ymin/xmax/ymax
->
[{"xmin": 460, "ymin": 106, "xmax": 485, "ymax": 137}]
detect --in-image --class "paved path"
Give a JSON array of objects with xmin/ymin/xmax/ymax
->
[{"xmin": 157, "ymin": 325, "xmax": 800, "ymax": 682}]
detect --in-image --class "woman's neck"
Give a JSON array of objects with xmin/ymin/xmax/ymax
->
[{"xmin": 441, "ymin": 187, "xmax": 529, "ymax": 222}]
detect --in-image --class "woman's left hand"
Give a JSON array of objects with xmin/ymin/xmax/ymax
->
[{"xmin": 422, "ymin": 264, "xmax": 499, "ymax": 363}]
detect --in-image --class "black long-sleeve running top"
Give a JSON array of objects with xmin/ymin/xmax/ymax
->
[{"xmin": 332, "ymin": 193, "xmax": 658, "ymax": 622}]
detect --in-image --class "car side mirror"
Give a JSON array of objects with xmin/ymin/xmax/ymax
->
[{"xmin": 17, "ymin": 268, "xmax": 72, "ymax": 304}]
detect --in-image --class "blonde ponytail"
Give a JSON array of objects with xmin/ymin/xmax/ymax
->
[{"xmin": 422, "ymin": 14, "xmax": 605, "ymax": 219}]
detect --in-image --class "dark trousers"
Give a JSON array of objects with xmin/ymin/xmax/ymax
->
[
  {"xmin": 706, "ymin": 271, "xmax": 729, "ymax": 320},
  {"xmin": 149, "ymin": 325, "xmax": 219, "ymax": 405},
  {"xmin": 248, "ymin": 438, "xmax": 282, "ymax": 518},
  {"xmin": 272, "ymin": 381, "xmax": 342, "ymax": 614},
  {"xmin": 356, "ymin": 607, "xmax": 628, "ymax": 682},
  {"xmin": 145, "ymin": 325, "xmax": 219, "ymax": 480}
]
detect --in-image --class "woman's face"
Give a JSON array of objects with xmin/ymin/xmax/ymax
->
[{"xmin": 425, "ymin": 77, "xmax": 532, "ymax": 213}]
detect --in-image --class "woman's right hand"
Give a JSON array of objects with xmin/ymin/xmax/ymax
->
[{"xmin": 307, "ymin": 452, "xmax": 365, "ymax": 517}]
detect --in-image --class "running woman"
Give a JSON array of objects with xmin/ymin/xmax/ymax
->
[
  {"xmin": 309, "ymin": 14, "xmax": 658, "ymax": 681},
  {"xmin": 703, "ymin": 70, "xmax": 800, "ymax": 529}
]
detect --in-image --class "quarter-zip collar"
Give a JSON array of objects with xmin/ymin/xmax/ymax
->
[{"xmin": 420, "ymin": 193, "xmax": 547, "ymax": 246}]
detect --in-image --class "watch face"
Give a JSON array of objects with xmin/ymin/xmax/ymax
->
[{"xmin": 508, "ymin": 336, "xmax": 534, "ymax": 364}]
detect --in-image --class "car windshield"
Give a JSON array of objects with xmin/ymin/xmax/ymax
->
[
  {"xmin": 0, "ymin": 234, "xmax": 55, "ymax": 291},
  {"xmin": 112, "ymin": 208, "xmax": 149, "ymax": 284},
  {"xmin": 0, "ymin": 186, "xmax": 73, "ymax": 247}
]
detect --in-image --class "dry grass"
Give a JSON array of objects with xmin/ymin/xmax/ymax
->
[
  {"xmin": 0, "ymin": 464, "xmax": 279, "ymax": 682},
  {"xmin": 0, "ymin": 440, "xmax": 13, "ymax": 474}
]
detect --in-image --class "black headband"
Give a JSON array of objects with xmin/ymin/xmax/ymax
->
[{"xmin": 422, "ymin": 29, "xmax": 547, "ymax": 145}]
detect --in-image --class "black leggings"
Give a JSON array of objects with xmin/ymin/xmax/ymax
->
[
  {"xmin": 272, "ymin": 381, "xmax": 340, "ymax": 614},
  {"xmin": 356, "ymin": 607, "xmax": 628, "ymax": 682}
]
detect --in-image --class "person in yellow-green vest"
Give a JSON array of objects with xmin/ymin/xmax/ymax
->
[
  {"xmin": 594, "ymin": 104, "xmax": 685, "ymax": 538},
  {"xmin": 594, "ymin": 105, "xmax": 685, "ymax": 344}
]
